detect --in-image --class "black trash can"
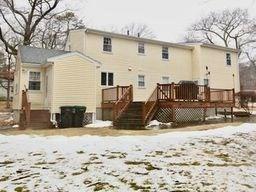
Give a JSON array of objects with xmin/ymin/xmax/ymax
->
[
  {"xmin": 74, "ymin": 106, "xmax": 87, "ymax": 127},
  {"xmin": 60, "ymin": 106, "xmax": 76, "ymax": 128}
]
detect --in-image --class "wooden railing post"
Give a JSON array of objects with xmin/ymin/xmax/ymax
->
[
  {"xmin": 171, "ymin": 82, "xmax": 175, "ymax": 101},
  {"xmin": 116, "ymin": 85, "xmax": 120, "ymax": 101},
  {"xmin": 208, "ymin": 87, "xmax": 211, "ymax": 102},
  {"xmin": 232, "ymin": 88, "xmax": 235, "ymax": 104},
  {"xmin": 130, "ymin": 85, "xmax": 133, "ymax": 101},
  {"xmin": 157, "ymin": 83, "xmax": 160, "ymax": 100}
]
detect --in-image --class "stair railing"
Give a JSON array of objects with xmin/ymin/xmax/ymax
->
[
  {"xmin": 142, "ymin": 85, "xmax": 159, "ymax": 125},
  {"xmin": 21, "ymin": 89, "xmax": 31, "ymax": 127},
  {"xmin": 113, "ymin": 85, "xmax": 133, "ymax": 121}
]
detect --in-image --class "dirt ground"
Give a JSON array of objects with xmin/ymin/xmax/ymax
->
[{"xmin": 0, "ymin": 121, "xmax": 246, "ymax": 137}]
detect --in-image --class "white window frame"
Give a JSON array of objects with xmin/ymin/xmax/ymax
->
[
  {"xmin": 138, "ymin": 42, "xmax": 145, "ymax": 54},
  {"xmin": 162, "ymin": 76, "xmax": 170, "ymax": 84},
  {"xmin": 101, "ymin": 72, "xmax": 114, "ymax": 86},
  {"xmin": 138, "ymin": 75, "xmax": 145, "ymax": 88},
  {"xmin": 103, "ymin": 37, "xmax": 112, "ymax": 52},
  {"xmin": 162, "ymin": 46, "xmax": 169, "ymax": 60},
  {"xmin": 28, "ymin": 71, "xmax": 41, "ymax": 91},
  {"xmin": 226, "ymin": 53, "xmax": 231, "ymax": 66}
]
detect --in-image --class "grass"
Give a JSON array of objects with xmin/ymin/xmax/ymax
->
[
  {"xmin": 14, "ymin": 186, "xmax": 29, "ymax": 192},
  {"xmin": 0, "ymin": 176, "xmax": 9, "ymax": 182},
  {"xmin": 129, "ymin": 181, "xmax": 151, "ymax": 191},
  {"xmin": 214, "ymin": 153, "xmax": 232, "ymax": 162},
  {"xmin": 76, "ymin": 150, "xmax": 85, "ymax": 154},
  {"xmin": 0, "ymin": 160, "xmax": 14, "ymax": 165}
]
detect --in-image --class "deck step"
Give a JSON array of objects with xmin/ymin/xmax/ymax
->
[
  {"xmin": 114, "ymin": 102, "xmax": 144, "ymax": 129},
  {"xmin": 20, "ymin": 110, "xmax": 52, "ymax": 129}
]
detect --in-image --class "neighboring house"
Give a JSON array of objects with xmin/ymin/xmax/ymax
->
[
  {"xmin": 13, "ymin": 28, "xmax": 240, "ymax": 126},
  {"xmin": 240, "ymin": 62, "xmax": 256, "ymax": 91}
]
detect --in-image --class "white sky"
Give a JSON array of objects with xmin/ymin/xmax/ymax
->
[{"xmin": 67, "ymin": 0, "xmax": 256, "ymax": 42}]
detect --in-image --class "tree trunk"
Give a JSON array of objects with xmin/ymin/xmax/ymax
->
[{"xmin": 6, "ymin": 56, "xmax": 11, "ymax": 109}]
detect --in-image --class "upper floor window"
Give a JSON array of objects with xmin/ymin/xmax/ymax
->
[
  {"xmin": 162, "ymin": 76, "xmax": 170, "ymax": 84},
  {"xmin": 138, "ymin": 75, "xmax": 145, "ymax": 88},
  {"xmin": 138, "ymin": 42, "xmax": 145, "ymax": 54},
  {"xmin": 226, "ymin": 53, "xmax": 231, "ymax": 66},
  {"xmin": 162, "ymin": 46, "xmax": 169, "ymax": 60},
  {"xmin": 101, "ymin": 72, "xmax": 114, "ymax": 86},
  {"xmin": 103, "ymin": 37, "xmax": 112, "ymax": 52},
  {"xmin": 29, "ymin": 71, "xmax": 41, "ymax": 90}
]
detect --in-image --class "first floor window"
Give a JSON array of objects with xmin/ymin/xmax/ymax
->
[
  {"xmin": 101, "ymin": 72, "xmax": 114, "ymax": 86},
  {"xmin": 138, "ymin": 75, "xmax": 145, "ymax": 87},
  {"xmin": 138, "ymin": 42, "xmax": 145, "ymax": 54},
  {"xmin": 29, "ymin": 71, "xmax": 41, "ymax": 90},
  {"xmin": 103, "ymin": 37, "xmax": 112, "ymax": 52},
  {"xmin": 162, "ymin": 46, "xmax": 169, "ymax": 60},
  {"xmin": 226, "ymin": 53, "xmax": 231, "ymax": 65},
  {"xmin": 162, "ymin": 76, "xmax": 170, "ymax": 84}
]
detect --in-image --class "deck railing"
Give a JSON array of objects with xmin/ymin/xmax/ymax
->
[
  {"xmin": 143, "ymin": 86, "xmax": 159, "ymax": 124},
  {"xmin": 210, "ymin": 88, "xmax": 235, "ymax": 103},
  {"xmin": 21, "ymin": 89, "xmax": 31, "ymax": 127},
  {"xmin": 142, "ymin": 83, "xmax": 235, "ymax": 125},
  {"xmin": 157, "ymin": 83, "xmax": 210, "ymax": 102},
  {"xmin": 102, "ymin": 85, "xmax": 133, "ymax": 121},
  {"xmin": 102, "ymin": 86, "xmax": 131, "ymax": 103}
]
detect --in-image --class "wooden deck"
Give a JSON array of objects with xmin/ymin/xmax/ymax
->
[{"xmin": 102, "ymin": 83, "xmax": 235, "ymax": 128}]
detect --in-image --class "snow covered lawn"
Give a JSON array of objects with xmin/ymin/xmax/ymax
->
[{"xmin": 0, "ymin": 124, "xmax": 256, "ymax": 192}]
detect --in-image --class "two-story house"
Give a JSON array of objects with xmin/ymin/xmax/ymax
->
[{"xmin": 13, "ymin": 28, "xmax": 239, "ymax": 128}]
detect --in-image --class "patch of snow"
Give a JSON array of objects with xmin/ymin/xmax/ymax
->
[
  {"xmin": 146, "ymin": 120, "xmax": 172, "ymax": 129},
  {"xmin": 12, "ymin": 124, "xmax": 19, "ymax": 128},
  {"xmin": 85, "ymin": 120, "xmax": 112, "ymax": 128},
  {"xmin": 205, "ymin": 115, "xmax": 223, "ymax": 120},
  {"xmin": 0, "ymin": 123, "xmax": 256, "ymax": 191}
]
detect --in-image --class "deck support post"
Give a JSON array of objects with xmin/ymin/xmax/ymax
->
[
  {"xmin": 215, "ymin": 105, "xmax": 218, "ymax": 116},
  {"xmin": 203, "ymin": 108, "xmax": 207, "ymax": 122},
  {"xmin": 231, "ymin": 107, "xmax": 234, "ymax": 122},
  {"xmin": 224, "ymin": 109, "xmax": 227, "ymax": 121},
  {"xmin": 171, "ymin": 107, "xmax": 175, "ymax": 122}
]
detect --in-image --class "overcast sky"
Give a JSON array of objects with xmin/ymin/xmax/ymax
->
[{"xmin": 70, "ymin": 0, "xmax": 256, "ymax": 42}]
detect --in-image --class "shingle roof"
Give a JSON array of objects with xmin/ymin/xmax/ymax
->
[{"xmin": 19, "ymin": 46, "xmax": 69, "ymax": 64}]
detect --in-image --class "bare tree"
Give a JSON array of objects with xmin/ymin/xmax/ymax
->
[
  {"xmin": 120, "ymin": 23, "xmax": 156, "ymax": 39},
  {"xmin": 35, "ymin": 11, "xmax": 85, "ymax": 50},
  {"xmin": 0, "ymin": 0, "xmax": 62, "ymax": 55},
  {"xmin": 185, "ymin": 9, "xmax": 256, "ymax": 57}
]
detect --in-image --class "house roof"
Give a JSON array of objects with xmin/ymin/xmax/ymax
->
[
  {"xmin": 71, "ymin": 28, "xmax": 194, "ymax": 50},
  {"xmin": 180, "ymin": 42, "xmax": 239, "ymax": 53},
  {"xmin": 19, "ymin": 46, "xmax": 69, "ymax": 64},
  {"xmin": 19, "ymin": 46, "xmax": 101, "ymax": 66},
  {"xmin": 72, "ymin": 28, "xmax": 239, "ymax": 52}
]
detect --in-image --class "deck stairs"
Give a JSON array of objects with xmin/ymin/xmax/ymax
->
[{"xmin": 114, "ymin": 102, "xmax": 144, "ymax": 129}]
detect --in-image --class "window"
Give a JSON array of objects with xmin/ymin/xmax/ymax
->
[
  {"xmin": 101, "ymin": 72, "xmax": 114, "ymax": 86},
  {"xmin": 162, "ymin": 76, "xmax": 170, "ymax": 84},
  {"xmin": 226, "ymin": 53, "xmax": 231, "ymax": 66},
  {"xmin": 204, "ymin": 79, "xmax": 209, "ymax": 86},
  {"xmin": 138, "ymin": 75, "xmax": 145, "ymax": 88},
  {"xmin": 138, "ymin": 42, "xmax": 145, "ymax": 54},
  {"xmin": 162, "ymin": 46, "xmax": 169, "ymax": 60},
  {"xmin": 29, "ymin": 72, "xmax": 41, "ymax": 90},
  {"xmin": 103, "ymin": 37, "xmax": 112, "ymax": 52}
]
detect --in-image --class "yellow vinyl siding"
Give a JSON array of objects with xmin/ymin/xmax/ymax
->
[
  {"xmin": 200, "ymin": 47, "xmax": 240, "ymax": 91},
  {"xmin": 51, "ymin": 55, "xmax": 96, "ymax": 113},
  {"xmin": 84, "ymin": 33, "xmax": 193, "ymax": 106}
]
